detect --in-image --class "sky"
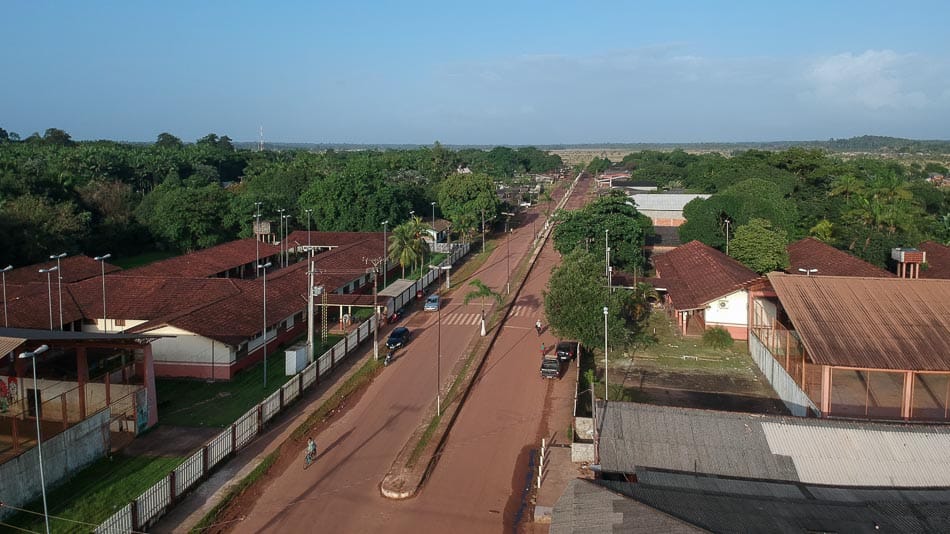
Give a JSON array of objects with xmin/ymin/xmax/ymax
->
[{"xmin": 2, "ymin": 1, "xmax": 949, "ymax": 145}]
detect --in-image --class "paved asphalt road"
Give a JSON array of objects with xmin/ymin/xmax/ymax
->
[{"xmin": 231, "ymin": 176, "xmax": 592, "ymax": 533}]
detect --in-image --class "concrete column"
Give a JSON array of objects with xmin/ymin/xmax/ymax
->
[
  {"xmin": 902, "ymin": 371, "xmax": 914, "ymax": 420},
  {"xmin": 77, "ymin": 347, "xmax": 89, "ymax": 419},
  {"xmin": 820, "ymin": 366, "xmax": 832, "ymax": 416},
  {"xmin": 142, "ymin": 345, "xmax": 159, "ymax": 428}
]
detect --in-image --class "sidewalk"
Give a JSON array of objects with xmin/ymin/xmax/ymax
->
[{"xmin": 150, "ymin": 345, "xmax": 373, "ymax": 533}]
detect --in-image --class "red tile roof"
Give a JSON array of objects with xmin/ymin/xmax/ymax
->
[
  {"xmin": 919, "ymin": 241, "xmax": 950, "ymax": 280},
  {"xmin": 3, "ymin": 255, "xmax": 121, "ymax": 285},
  {"xmin": 286, "ymin": 231, "xmax": 384, "ymax": 251},
  {"xmin": 786, "ymin": 238, "xmax": 894, "ymax": 278},
  {"xmin": 653, "ymin": 241, "xmax": 760, "ymax": 310},
  {"xmin": 123, "ymin": 238, "xmax": 280, "ymax": 278},
  {"xmin": 768, "ymin": 273, "xmax": 950, "ymax": 370}
]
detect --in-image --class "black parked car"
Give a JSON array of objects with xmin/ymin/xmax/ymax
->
[
  {"xmin": 386, "ymin": 327, "xmax": 411, "ymax": 350},
  {"xmin": 555, "ymin": 341, "xmax": 578, "ymax": 362},
  {"xmin": 540, "ymin": 357, "xmax": 562, "ymax": 379}
]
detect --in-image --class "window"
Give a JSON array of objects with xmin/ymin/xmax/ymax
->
[{"xmin": 115, "ymin": 319, "xmax": 126, "ymax": 326}]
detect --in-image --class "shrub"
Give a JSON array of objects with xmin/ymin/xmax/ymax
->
[{"xmin": 703, "ymin": 327, "xmax": 734, "ymax": 349}]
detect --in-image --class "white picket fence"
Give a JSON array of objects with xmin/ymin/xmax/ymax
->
[{"xmin": 95, "ymin": 242, "xmax": 471, "ymax": 533}]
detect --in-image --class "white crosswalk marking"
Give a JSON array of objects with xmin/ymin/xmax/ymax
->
[
  {"xmin": 510, "ymin": 305, "xmax": 535, "ymax": 317},
  {"xmin": 444, "ymin": 313, "xmax": 480, "ymax": 326}
]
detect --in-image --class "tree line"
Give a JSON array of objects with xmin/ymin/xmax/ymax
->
[
  {"xmin": 604, "ymin": 148, "xmax": 949, "ymax": 268},
  {"xmin": 0, "ymin": 129, "xmax": 562, "ymax": 264}
]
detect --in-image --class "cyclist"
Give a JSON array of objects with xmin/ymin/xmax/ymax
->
[{"xmin": 305, "ymin": 436, "xmax": 317, "ymax": 467}]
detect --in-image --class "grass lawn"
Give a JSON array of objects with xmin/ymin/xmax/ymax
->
[
  {"xmin": 626, "ymin": 311, "xmax": 751, "ymax": 373},
  {"xmin": 110, "ymin": 250, "xmax": 178, "ymax": 269},
  {"xmin": 5, "ymin": 453, "xmax": 183, "ymax": 533},
  {"xmin": 156, "ymin": 335, "xmax": 341, "ymax": 427}
]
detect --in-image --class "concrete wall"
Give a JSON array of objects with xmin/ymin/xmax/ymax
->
[
  {"xmin": 704, "ymin": 289, "xmax": 749, "ymax": 340},
  {"xmin": 0, "ymin": 409, "xmax": 110, "ymax": 521}
]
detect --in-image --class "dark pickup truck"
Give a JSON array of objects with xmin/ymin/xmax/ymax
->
[{"xmin": 540, "ymin": 357, "xmax": 562, "ymax": 379}]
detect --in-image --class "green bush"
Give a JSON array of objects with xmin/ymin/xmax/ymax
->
[{"xmin": 703, "ymin": 327, "xmax": 734, "ymax": 349}]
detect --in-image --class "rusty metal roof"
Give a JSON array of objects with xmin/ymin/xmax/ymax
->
[
  {"xmin": 767, "ymin": 273, "xmax": 950, "ymax": 370},
  {"xmin": 919, "ymin": 241, "xmax": 950, "ymax": 280}
]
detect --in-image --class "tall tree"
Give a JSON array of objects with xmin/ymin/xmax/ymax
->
[{"xmin": 728, "ymin": 218, "xmax": 789, "ymax": 273}]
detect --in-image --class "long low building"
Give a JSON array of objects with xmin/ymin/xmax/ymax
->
[{"xmin": 750, "ymin": 273, "xmax": 950, "ymax": 421}]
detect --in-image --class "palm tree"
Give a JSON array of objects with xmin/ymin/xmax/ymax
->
[
  {"xmin": 464, "ymin": 279, "xmax": 503, "ymax": 336},
  {"xmin": 406, "ymin": 215, "xmax": 432, "ymax": 275},
  {"xmin": 828, "ymin": 174, "xmax": 864, "ymax": 202},
  {"xmin": 388, "ymin": 224, "xmax": 417, "ymax": 278}
]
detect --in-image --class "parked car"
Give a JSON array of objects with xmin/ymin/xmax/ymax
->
[
  {"xmin": 423, "ymin": 294, "xmax": 440, "ymax": 312},
  {"xmin": 386, "ymin": 327, "xmax": 412, "ymax": 349},
  {"xmin": 555, "ymin": 341, "xmax": 579, "ymax": 362},
  {"xmin": 540, "ymin": 357, "xmax": 562, "ymax": 379}
]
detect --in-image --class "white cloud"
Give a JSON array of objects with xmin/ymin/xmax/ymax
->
[{"xmin": 803, "ymin": 50, "xmax": 929, "ymax": 110}]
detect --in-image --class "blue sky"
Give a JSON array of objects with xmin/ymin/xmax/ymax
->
[{"xmin": 2, "ymin": 1, "xmax": 948, "ymax": 144}]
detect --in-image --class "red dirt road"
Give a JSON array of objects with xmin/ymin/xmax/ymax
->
[{"xmin": 230, "ymin": 176, "xmax": 592, "ymax": 533}]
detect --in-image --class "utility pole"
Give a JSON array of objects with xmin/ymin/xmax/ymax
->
[
  {"xmin": 725, "ymin": 219, "xmax": 731, "ymax": 256},
  {"xmin": 365, "ymin": 256, "xmax": 385, "ymax": 361}
]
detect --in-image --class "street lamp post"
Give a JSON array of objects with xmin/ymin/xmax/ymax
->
[
  {"xmin": 603, "ymin": 306, "xmax": 609, "ymax": 401},
  {"xmin": 277, "ymin": 208, "xmax": 286, "ymax": 267},
  {"xmin": 305, "ymin": 208, "xmax": 313, "ymax": 250},
  {"xmin": 19, "ymin": 344, "xmax": 51, "ymax": 534},
  {"xmin": 254, "ymin": 202, "xmax": 262, "ymax": 276},
  {"xmin": 94, "ymin": 254, "xmax": 111, "ymax": 332},
  {"xmin": 725, "ymin": 219, "xmax": 731, "ymax": 256},
  {"xmin": 502, "ymin": 212, "xmax": 515, "ymax": 294},
  {"xmin": 258, "ymin": 262, "xmax": 272, "ymax": 388},
  {"xmin": 1, "ymin": 264, "xmax": 12, "ymax": 327},
  {"xmin": 282, "ymin": 214, "xmax": 292, "ymax": 267},
  {"xmin": 798, "ymin": 268, "xmax": 818, "ymax": 276},
  {"xmin": 431, "ymin": 201, "xmax": 436, "ymax": 228},
  {"xmin": 381, "ymin": 220, "xmax": 389, "ymax": 288},
  {"xmin": 38, "ymin": 266, "xmax": 58, "ymax": 330},
  {"xmin": 50, "ymin": 253, "xmax": 66, "ymax": 330}
]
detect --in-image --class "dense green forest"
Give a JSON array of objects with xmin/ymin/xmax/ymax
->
[
  {"xmin": 0, "ymin": 128, "xmax": 561, "ymax": 264},
  {"xmin": 1, "ymin": 127, "xmax": 947, "ymax": 269},
  {"xmin": 612, "ymin": 148, "xmax": 949, "ymax": 267}
]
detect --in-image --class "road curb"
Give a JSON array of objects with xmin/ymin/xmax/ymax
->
[{"xmin": 380, "ymin": 174, "xmax": 583, "ymax": 499}]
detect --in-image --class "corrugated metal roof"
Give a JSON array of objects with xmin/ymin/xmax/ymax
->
[
  {"xmin": 767, "ymin": 273, "xmax": 950, "ymax": 370},
  {"xmin": 599, "ymin": 475, "xmax": 950, "ymax": 534},
  {"xmin": 628, "ymin": 193, "xmax": 709, "ymax": 212},
  {"xmin": 550, "ymin": 479, "xmax": 704, "ymax": 534},
  {"xmin": 598, "ymin": 402, "xmax": 950, "ymax": 487},
  {"xmin": 0, "ymin": 336, "xmax": 25, "ymax": 356}
]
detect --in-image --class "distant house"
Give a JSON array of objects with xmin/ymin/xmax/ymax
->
[
  {"xmin": 628, "ymin": 193, "xmax": 709, "ymax": 227},
  {"xmin": 927, "ymin": 172, "xmax": 946, "ymax": 186},
  {"xmin": 596, "ymin": 171, "xmax": 630, "ymax": 188},
  {"xmin": 424, "ymin": 218, "xmax": 452, "ymax": 245},
  {"xmin": 653, "ymin": 241, "xmax": 760, "ymax": 340}
]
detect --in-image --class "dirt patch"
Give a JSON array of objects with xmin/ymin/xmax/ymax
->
[
  {"xmin": 122, "ymin": 425, "xmax": 221, "ymax": 457},
  {"xmin": 611, "ymin": 361, "xmax": 789, "ymax": 415}
]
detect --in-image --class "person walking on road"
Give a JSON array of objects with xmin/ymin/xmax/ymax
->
[
  {"xmin": 535, "ymin": 319, "xmax": 542, "ymax": 335},
  {"xmin": 541, "ymin": 342, "xmax": 546, "ymax": 357}
]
